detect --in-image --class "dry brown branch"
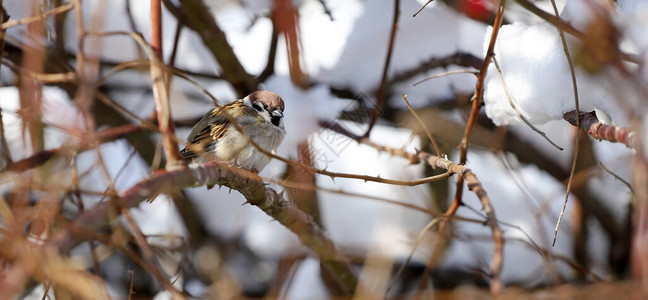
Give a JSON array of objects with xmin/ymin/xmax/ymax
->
[
  {"xmin": 632, "ymin": 148, "xmax": 648, "ymax": 286},
  {"xmin": 150, "ymin": 0, "xmax": 183, "ymax": 168},
  {"xmin": 3, "ymin": 124, "xmax": 141, "ymax": 173},
  {"xmin": 258, "ymin": 19, "xmax": 279, "ymax": 82},
  {"xmin": 401, "ymin": 94, "xmax": 441, "ymax": 156},
  {"xmin": 412, "ymin": 69, "xmax": 479, "ymax": 87},
  {"xmin": 549, "ymin": 0, "xmax": 581, "ymax": 247},
  {"xmin": 50, "ymin": 161, "xmax": 358, "ymax": 295},
  {"xmin": 450, "ymin": 0, "xmax": 508, "ymax": 231},
  {"xmin": 365, "ymin": 0, "xmax": 400, "ymax": 137},
  {"xmin": 19, "ymin": 1, "xmax": 46, "ymax": 154},
  {"xmin": 162, "ymin": 0, "xmax": 258, "ymax": 96},
  {"xmin": 0, "ymin": 3, "xmax": 73, "ymax": 30},
  {"xmin": 413, "ymin": 0, "xmax": 433, "ymax": 17},
  {"xmin": 0, "ymin": 2, "xmax": 10, "ymax": 167},
  {"xmin": 564, "ymin": 110, "xmax": 638, "ymax": 149},
  {"xmin": 391, "ymin": 52, "xmax": 482, "ymax": 86},
  {"xmin": 321, "ymin": 120, "xmax": 504, "ymax": 295},
  {"xmin": 121, "ymin": 208, "xmax": 184, "ymax": 298}
]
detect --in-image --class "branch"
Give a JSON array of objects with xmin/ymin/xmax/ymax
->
[
  {"xmin": 563, "ymin": 110, "xmax": 638, "ymax": 149},
  {"xmin": 162, "ymin": 0, "xmax": 258, "ymax": 96},
  {"xmin": 449, "ymin": 2, "xmax": 507, "ymax": 281},
  {"xmin": 3, "ymin": 124, "xmax": 141, "ymax": 173},
  {"xmin": 364, "ymin": 0, "xmax": 400, "ymax": 137},
  {"xmin": 50, "ymin": 162, "xmax": 358, "ymax": 295},
  {"xmin": 388, "ymin": 52, "xmax": 483, "ymax": 86},
  {"xmin": 0, "ymin": 3, "xmax": 73, "ymax": 30},
  {"xmin": 321, "ymin": 120, "xmax": 504, "ymax": 295},
  {"xmin": 150, "ymin": 0, "xmax": 183, "ymax": 168}
]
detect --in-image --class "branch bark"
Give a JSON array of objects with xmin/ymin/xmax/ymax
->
[
  {"xmin": 50, "ymin": 162, "xmax": 358, "ymax": 295},
  {"xmin": 563, "ymin": 110, "xmax": 638, "ymax": 149},
  {"xmin": 150, "ymin": 0, "xmax": 183, "ymax": 168},
  {"xmin": 162, "ymin": 0, "xmax": 258, "ymax": 97},
  {"xmin": 321, "ymin": 120, "xmax": 504, "ymax": 295}
]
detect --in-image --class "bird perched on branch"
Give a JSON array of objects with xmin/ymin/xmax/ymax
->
[{"xmin": 181, "ymin": 90, "xmax": 286, "ymax": 172}]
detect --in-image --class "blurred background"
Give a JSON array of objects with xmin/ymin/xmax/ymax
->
[{"xmin": 0, "ymin": 0, "xmax": 644, "ymax": 298}]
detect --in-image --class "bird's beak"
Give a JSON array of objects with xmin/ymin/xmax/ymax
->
[{"xmin": 272, "ymin": 110, "xmax": 284, "ymax": 118}]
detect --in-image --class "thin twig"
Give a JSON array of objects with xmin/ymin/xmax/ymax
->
[
  {"xmin": 3, "ymin": 124, "xmax": 141, "ymax": 173},
  {"xmin": 451, "ymin": 0, "xmax": 507, "ymax": 225},
  {"xmin": 389, "ymin": 52, "xmax": 482, "ymax": 86},
  {"xmin": 50, "ymin": 161, "xmax": 358, "ymax": 295},
  {"xmin": 94, "ymin": 59, "xmax": 220, "ymax": 106},
  {"xmin": 491, "ymin": 57, "xmax": 563, "ymax": 150},
  {"xmin": 364, "ymin": 0, "xmax": 399, "ymax": 138},
  {"xmin": 126, "ymin": 0, "xmax": 146, "ymax": 59},
  {"xmin": 166, "ymin": 17, "xmax": 184, "ymax": 87},
  {"xmin": 412, "ymin": 70, "xmax": 479, "ymax": 86},
  {"xmin": 322, "ymin": 121, "xmax": 504, "ymax": 294},
  {"xmin": 258, "ymin": 19, "xmax": 279, "ymax": 82},
  {"xmin": 443, "ymin": 0, "xmax": 508, "ymax": 294},
  {"xmin": 549, "ymin": 0, "xmax": 580, "ymax": 247},
  {"xmin": 162, "ymin": 0, "xmax": 258, "ymax": 96},
  {"xmin": 600, "ymin": 162, "xmax": 636, "ymax": 206},
  {"xmin": 128, "ymin": 268, "xmax": 135, "ymax": 300},
  {"xmin": 316, "ymin": 0, "xmax": 334, "ymax": 21},
  {"xmin": 413, "ymin": 0, "xmax": 433, "ymax": 17},
  {"xmin": 401, "ymin": 94, "xmax": 442, "ymax": 156},
  {"xmin": 387, "ymin": 217, "xmax": 443, "ymax": 292},
  {"xmin": 0, "ymin": 3, "xmax": 73, "ymax": 30}
]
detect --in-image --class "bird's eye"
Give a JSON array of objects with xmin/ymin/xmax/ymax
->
[
  {"xmin": 253, "ymin": 103, "xmax": 263, "ymax": 111},
  {"xmin": 271, "ymin": 116, "xmax": 281, "ymax": 126}
]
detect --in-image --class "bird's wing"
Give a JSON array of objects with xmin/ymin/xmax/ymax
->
[{"xmin": 183, "ymin": 101, "xmax": 258, "ymax": 158}]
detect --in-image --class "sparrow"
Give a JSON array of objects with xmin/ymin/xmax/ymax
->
[{"xmin": 181, "ymin": 90, "xmax": 286, "ymax": 172}]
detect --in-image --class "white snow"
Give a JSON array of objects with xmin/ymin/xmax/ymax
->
[{"xmin": 482, "ymin": 22, "xmax": 624, "ymax": 126}]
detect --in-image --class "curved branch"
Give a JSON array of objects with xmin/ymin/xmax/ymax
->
[
  {"xmin": 320, "ymin": 120, "xmax": 504, "ymax": 295},
  {"xmin": 50, "ymin": 161, "xmax": 358, "ymax": 295}
]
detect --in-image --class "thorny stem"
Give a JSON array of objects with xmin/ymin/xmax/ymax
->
[
  {"xmin": 323, "ymin": 121, "xmax": 504, "ymax": 295},
  {"xmin": 50, "ymin": 161, "xmax": 358, "ymax": 295},
  {"xmin": 440, "ymin": 0, "xmax": 508, "ymax": 294}
]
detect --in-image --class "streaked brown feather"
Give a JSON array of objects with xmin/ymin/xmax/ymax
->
[{"xmin": 184, "ymin": 100, "xmax": 260, "ymax": 157}]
